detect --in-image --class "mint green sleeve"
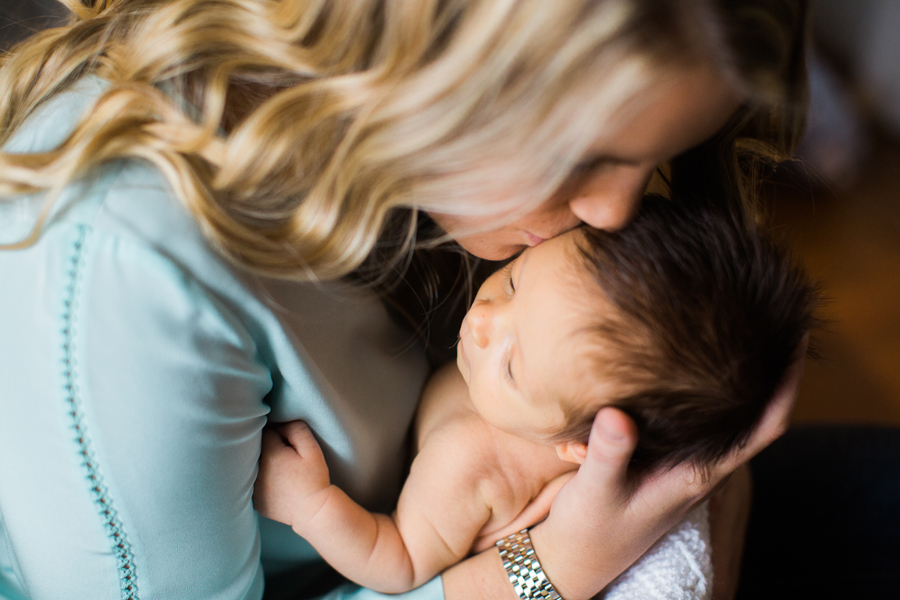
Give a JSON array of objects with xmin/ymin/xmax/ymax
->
[
  {"xmin": 0, "ymin": 215, "xmax": 447, "ymax": 600},
  {"xmin": 0, "ymin": 78, "xmax": 443, "ymax": 600},
  {"xmin": 0, "ymin": 220, "xmax": 272, "ymax": 598}
]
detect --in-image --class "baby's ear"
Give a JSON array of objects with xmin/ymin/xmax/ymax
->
[{"xmin": 554, "ymin": 441, "xmax": 588, "ymax": 465}]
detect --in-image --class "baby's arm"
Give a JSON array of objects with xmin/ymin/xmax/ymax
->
[{"xmin": 255, "ymin": 420, "xmax": 494, "ymax": 594}]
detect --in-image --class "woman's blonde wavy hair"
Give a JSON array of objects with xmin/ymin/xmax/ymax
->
[{"xmin": 0, "ymin": 0, "xmax": 807, "ymax": 282}]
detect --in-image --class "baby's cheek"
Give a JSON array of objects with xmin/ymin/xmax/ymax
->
[{"xmin": 456, "ymin": 353, "xmax": 468, "ymax": 383}]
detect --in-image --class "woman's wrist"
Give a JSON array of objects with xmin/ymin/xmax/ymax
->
[
  {"xmin": 495, "ymin": 529, "xmax": 562, "ymax": 600},
  {"xmin": 709, "ymin": 465, "xmax": 753, "ymax": 600},
  {"xmin": 527, "ymin": 520, "xmax": 616, "ymax": 600},
  {"xmin": 444, "ymin": 523, "xmax": 617, "ymax": 600},
  {"xmin": 442, "ymin": 544, "xmax": 522, "ymax": 600}
]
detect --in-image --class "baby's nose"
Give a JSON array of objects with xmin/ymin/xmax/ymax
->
[{"xmin": 467, "ymin": 301, "xmax": 493, "ymax": 349}]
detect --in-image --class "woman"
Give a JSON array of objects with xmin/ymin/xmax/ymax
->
[{"xmin": 0, "ymin": 1, "xmax": 807, "ymax": 599}]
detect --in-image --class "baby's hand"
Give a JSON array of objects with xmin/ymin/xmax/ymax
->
[{"xmin": 254, "ymin": 421, "xmax": 333, "ymax": 529}]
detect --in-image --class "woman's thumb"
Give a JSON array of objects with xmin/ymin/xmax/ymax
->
[{"xmin": 580, "ymin": 407, "xmax": 638, "ymax": 492}]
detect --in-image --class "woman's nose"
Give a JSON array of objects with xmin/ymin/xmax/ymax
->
[
  {"xmin": 467, "ymin": 300, "xmax": 494, "ymax": 349},
  {"xmin": 567, "ymin": 167, "xmax": 653, "ymax": 231}
]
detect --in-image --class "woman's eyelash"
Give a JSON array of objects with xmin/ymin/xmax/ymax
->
[
  {"xmin": 560, "ymin": 157, "xmax": 608, "ymax": 188},
  {"xmin": 574, "ymin": 156, "xmax": 607, "ymax": 174}
]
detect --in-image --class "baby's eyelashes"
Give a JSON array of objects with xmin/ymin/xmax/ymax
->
[{"xmin": 501, "ymin": 262, "xmax": 516, "ymax": 295}]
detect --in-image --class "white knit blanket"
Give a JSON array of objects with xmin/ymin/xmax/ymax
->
[{"xmin": 598, "ymin": 502, "xmax": 712, "ymax": 600}]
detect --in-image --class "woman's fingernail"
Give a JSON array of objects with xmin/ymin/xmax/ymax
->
[{"xmin": 599, "ymin": 414, "xmax": 626, "ymax": 442}]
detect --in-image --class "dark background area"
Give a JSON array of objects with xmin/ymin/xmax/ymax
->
[{"xmin": 0, "ymin": 0, "xmax": 66, "ymax": 50}]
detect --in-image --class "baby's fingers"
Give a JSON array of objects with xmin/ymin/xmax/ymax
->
[
  {"xmin": 277, "ymin": 421, "xmax": 322, "ymax": 458},
  {"xmin": 261, "ymin": 428, "xmax": 286, "ymax": 454}
]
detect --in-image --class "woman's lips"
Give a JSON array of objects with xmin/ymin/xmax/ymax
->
[{"xmin": 525, "ymin": 232, "xmax": 546, "ymax": 246}]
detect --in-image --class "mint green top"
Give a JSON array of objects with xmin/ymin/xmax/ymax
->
[{"xmin": 0, "ymin": 78, "xmax": 441, "ymax": 600}]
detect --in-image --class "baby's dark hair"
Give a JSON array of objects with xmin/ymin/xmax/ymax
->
[{"xmin": 559, "ymin": 194, "xmax": 818, "ymax": 475}]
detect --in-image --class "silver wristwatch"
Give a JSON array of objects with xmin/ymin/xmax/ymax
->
[{"xmin": 496, "ymin": 529, "xmax": 563, "ymax": 600}]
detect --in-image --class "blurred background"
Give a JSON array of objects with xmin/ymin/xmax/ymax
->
[
  {"xmin": 766, "ymin": 0, "xmax": 900, "ymax": 426},
  {"xmin": 2, "ymin": 0, "xmax": 899, "ymax": 426}
]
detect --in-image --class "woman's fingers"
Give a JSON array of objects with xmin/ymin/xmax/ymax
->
[
  {"xmin": 713, "ymin": 334, "xmax": 808, "ymax": 477},
  {"xmin": 527, "ymin": 408, "xmax": 643, "ymax": 599},
  {"xmin": 532, "ymin": 337, "xmax": 809, "ymax": 600},
  {"xmin": 576, "ymin": 407, "xmax": 639, "ymax": 499},
  {"xmin": 637, "ymin": 335, "xmax": 809, "ymax": 519},
  {"xmin": 641, "ymin": 343, "xmax": 807, "ymax": 512},
  {"xmin": 748, "ymin": 337, "xmax": 807, "ymax": 449}
]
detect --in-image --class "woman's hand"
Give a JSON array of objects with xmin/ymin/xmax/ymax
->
[
  {"xmin": 254, "ymin": 421, "xmax": 333, "ymax": 528},
  {"xmin": 709, "ymin": 464, "xmax": 753, "ymax": 600},
  {"xmin": 446, "ymin": 346, "xmax": 804, "ymax": 600},
  {"xmin": 528, "ymin": 347, "xmax": 804, "ymax": 600}
]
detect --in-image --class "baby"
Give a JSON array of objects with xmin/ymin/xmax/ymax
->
[{"xmin": 254, "ymin": 194, "xmax": 817, "ymax": 594}]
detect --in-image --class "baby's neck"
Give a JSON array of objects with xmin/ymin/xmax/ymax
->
[{"xmin": 415, "ymin": 364, "xmax": 577, "ymax": 482}]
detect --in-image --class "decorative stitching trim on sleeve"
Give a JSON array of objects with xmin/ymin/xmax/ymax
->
[{"xmin": 62, "ymin": 225, "xmax": 140, "ymax": 600}]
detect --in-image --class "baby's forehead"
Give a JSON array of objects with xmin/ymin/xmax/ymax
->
[
  {"xmin": 515, "ymin": 229, "xmax": 623, "ymax": 403},
  {"xmin": 522, "ymin": 293, "xmax": 614, "ymax": 400},
  {"xmin": 552, "ymin": 246, "xmax": 612, "ymax": 324}
]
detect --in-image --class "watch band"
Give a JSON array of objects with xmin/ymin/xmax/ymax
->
[{"xmin": 496, "ymin": 529, "xmax": 563, "ymax": 600}]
